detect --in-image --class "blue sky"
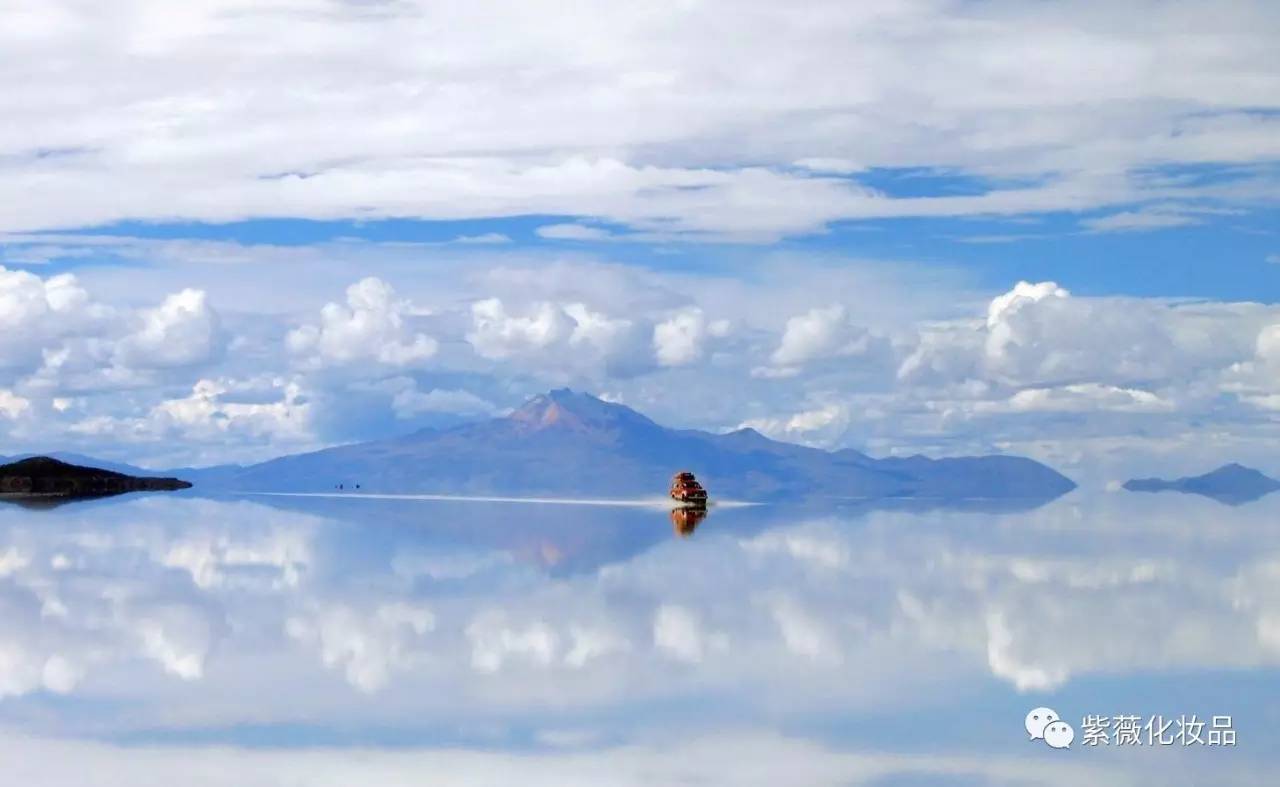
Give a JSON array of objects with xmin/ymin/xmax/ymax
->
[
  {"xmin": 26, "ymin": 189, "xmax": 1280, "ymax": 302},
  {"xmin": 0, "ymin": 0, "xmax": 1277, "ymax": 477}
]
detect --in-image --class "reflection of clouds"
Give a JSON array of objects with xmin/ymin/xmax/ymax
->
[
  {"xmin": 466, "ymin": 611, "xmax": 559, "ymax": 673},
  {"xmin": 132, "ymin": 601, "xmax": 213, "ymax": 680},
  {"xmin": 160, "ymin": 530, "xmax": 310, "ymax": 590},
  {"xmin": 286, "ymin": 601, "xmax": 435, "ymax": 692},
  {"xmin": 766, "ymin": 594, "xmax": 842, "ymax": 665},
  {"xmin": 880, "ymin": 530, "xmax": 1275, "ymax": 692},
  {"xmin": 741, "ymin": 530, "xmax": 849, "ymax": 569},
  {"xmin": 564, "ymin": 624, "xmax": 630, "ymax": 668},
  {"xmin": 653, "ymin": 604, "xmax": 708, "ymax": 663},
  {"xmin": 464, "ymin": 606, "xmax": 632, "ymax": 675},
  {"xmin": 3, "ymin": 493, "xmax": 1280, "ymax": 743},
  {"xmin": 391, "ymin": 547, "xmax": 513, "ymax": 582},
  {"xmin": 0, "ymin": 498, "xmax": 323, "ymax": 702},
  {"xmin": 0, "ymin": 591, "xmax": 88, "ymax": 698},
  {"xmin": 0, "ymin": 729, "xmax": 1155, "ymax": 787}
]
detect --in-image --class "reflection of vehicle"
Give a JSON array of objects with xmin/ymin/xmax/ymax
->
[
  {"xmin": 670, "ymin": 506, "xmax": 707, "ymax": 537},
  {"xmin": 669, "ymin": 471, "xmax": 708, "ymax": 505}
]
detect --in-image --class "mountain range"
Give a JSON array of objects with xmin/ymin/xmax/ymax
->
[
  {"xmin": 1123, "ymin": 463, "xmax": 1280, "ymax": 506},
  {"xmin": 179, "ymin": 389, "xmax": 1076, "ymax": 500}
]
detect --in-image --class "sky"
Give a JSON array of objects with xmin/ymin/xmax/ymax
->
[{"xmin": 0, "ymin": 0, "xmax": 1279, "ymax": 481}]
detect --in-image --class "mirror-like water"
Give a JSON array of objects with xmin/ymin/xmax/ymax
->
[{"xmin": 0, "ymin": 491, "xmax": 1274, "ymax": 785}]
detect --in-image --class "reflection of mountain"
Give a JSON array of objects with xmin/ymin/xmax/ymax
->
[
  {"xmin": 184, "ymin": 389, "xmax": 1075, "ymax": 500},
  {"xmin": 240, "ymin": 493, "xmax": 1062, "ymax": 576},
  {"xmin": 0, "ymin": 456, "xmax": 191, "ymax": 504},
  {"xmin": 1123, "ymin": 463, "xmax": 1280, "ymax": 505}
]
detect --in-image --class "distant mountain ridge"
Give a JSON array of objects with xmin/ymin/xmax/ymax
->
[
  {"xmin": 181, "ymin": 389, "xmax": 1076, "ymax": 500},
  {"xmin": 1124, "ymin": 463, "xmax": 1280, "ymax": 505}
]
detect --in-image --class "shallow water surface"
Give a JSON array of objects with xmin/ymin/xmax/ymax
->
[{"xmin": 0, "ymin": 491, "xmax": 1274, "ymax": 785}]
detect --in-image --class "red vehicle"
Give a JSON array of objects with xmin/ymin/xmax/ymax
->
[{"xmin": 669, "ymin": 471, "xmax": 708, "ymax": 506}]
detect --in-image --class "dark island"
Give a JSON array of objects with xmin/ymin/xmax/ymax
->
[
  {"xmin": 0, "ymin": 456, "xmax": 192, "ymax": 501},
  {"xmin": 1123, "ymin": 463, "xmax": 1280, "ymax": 506}
]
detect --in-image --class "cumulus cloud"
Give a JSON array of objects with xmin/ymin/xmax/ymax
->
[
  {"xmin": 0, "ymin": 268, "xmax": 99, "ymax": 371},
  {"xmin": 0, "ymin": 267, "xmax": 242, "ymax": 442},
  {"xmin": 652, "ymin": 308, "xmax": 730, "ymax": 367},
  {"xmin": 901, "ymin": 280, "xmax": 1261, "ymax": 390},
  {"xmin": 3, "ymin": 252, "xmax": 1280, "ymax": 469},
  {"xmin": 769, "ymin": 305, "xmax": 884, "ymax": 368},
  {"xmin": 142, "ymin": 377, "xmax": 314, "ymax": 452},
  {"xmin": 464, "ymin": 297, "xmax": 656, "ymax": 377},
  {"xmin": 114, "ymin": 288, "xmax": 222, "ymax": 369},
  {"xmin": 0, "ymin": 389, "xmax": 30, "ymax": 419},
  {"xmin": 288, "ymin": 278, "xmax": 437, "ymax": 369},
  {"xmin": 467, "ymin": 298, "xmax": 571, "ymax": 360}
]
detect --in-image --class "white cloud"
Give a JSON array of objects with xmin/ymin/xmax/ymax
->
[
  {"xmin": 1001, "ymin": 383, "xmax": 1174, "ymax": 414},
  {"xmin": 901, "ymin": 280, "xmax": 1261, "ymax": 390},
  {"xmin": 792, "ymin": 158, "xmax": 862, "ymax": 174},
  {"xmin": 114, "ymin": 288, "xmax": 222, "ymax": 369},
  {"xmin": 287, "ymin": 278, "xmax": 437, "ymax": 369},
  {"xmin": 0, "ymin": 268, "xmax": 99, "ymax": 371},
  {"xmin": 0, "ymin": 1, "xmax": 1275, "ymax": 238},
  {"xmin": 1081, "ymin": 208, "xmax": 1202, "ymax": 233},
  {"xmin": 0, "ymin": 389, "xmax": 30, "ymax": 419},
  {"xmin": 1, "ymin": 252, "xmax": 1279, "ymax": 469},
  {"xmin": 564, "ymin": 303, "xmax": 633, "ymax": 351},
  {"xmin": 771, "ymin": 305, "xmax": 879, "ymax": 366},
  {"xmin": 467, "ymin": 298, "xmax": 571, "ymax": 360},
  {"xmin": 389, "ymin": 383, "xmax": 497, "ymax": 420},
  {"xmin": 453, "ymin": 233, "xmax": 512, "ymax": 245},
  {"xmin": 535, "ymin": 223, "xmax": 613, "ymax": 241},
  {"xmin": 652, "ymin": 308, "xmax": 728, "ymax": 367},
  {"xmin": 141, "ymin": 377, "xmax": 314, "ymax": 449},
  {"xmin": 739, "ymin": 404, "xmax": 851, "ymax": 447}
]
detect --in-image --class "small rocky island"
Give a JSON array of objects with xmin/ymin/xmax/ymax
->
[
  {"xmin": 0, "ymin": 456, "xmax": 191, "ymax": 501},
  {"xmin": 1123, "ymin": 463, "xmax": 1280, "ymax": 506}
]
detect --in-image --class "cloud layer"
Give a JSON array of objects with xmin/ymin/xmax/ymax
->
[
  {"xmin": 0, "ymin": 1, "xmax": 1276, "ymax": 239},
  {"xmin": 3, "ymin": 251, "xmax": 1280, "ymax": 477}
]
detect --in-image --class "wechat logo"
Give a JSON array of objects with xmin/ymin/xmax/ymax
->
[{"xmin": 1026, "ymin": 707, "xmax": 1074, "ymax": 749}]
